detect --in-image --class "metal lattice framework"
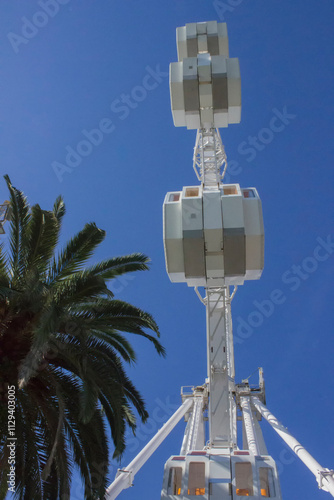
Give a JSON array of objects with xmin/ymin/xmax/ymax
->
[{"xmin": 193, "ymin": 128, "xmax": 228, "ymax": 187}]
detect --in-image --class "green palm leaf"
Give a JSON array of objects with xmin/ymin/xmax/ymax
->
[{"xmin": 50, "ymin": 222, "xmax": 106, "ymax": 283}]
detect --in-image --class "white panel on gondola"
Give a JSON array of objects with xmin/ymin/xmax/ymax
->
[
  {"xmin": 198, "ymin": 34, "xmax": 208, "ymax": 53},
  {"xmin": 181, "ymin": 186, "xmax": 206, "ymax": 287},
  {"xmin": 209, "ymin": 455, "xmax": 232, "ymax": 498},
  {"xmin": 211, "ymin": 55, "xmax": 228, "ymax": 128},
  {"xmin": 198, "ymin": 53, "xmax": 211, "ymax": 82},
  {"xmin": 221, "ymin": 184, "xmax": 245, "ymax": 281},
  {"xmin": 176, "ymin": 21, "xmax": 229, "ymax": 61},
  {"xmin": 203, "ymin": 190, "xmax": 224, "ymax": 280},
  {"xmin": 242, "ymin": 188, "xmax": 264, "ymax": 280},
  {"xmin": 170, "ymin": 63, "xmax": 186, "ymax": 127},
  {"xmin": 163, "ymin": 192, "xmax": 185, "ymax": 283},
  {"xmin": 227, "ymin": 58, "xmax": 242, "ymax": 124}
]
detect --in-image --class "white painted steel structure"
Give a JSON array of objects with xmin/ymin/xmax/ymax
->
[
  {"xmin": 180, "ymin": 387, "xmax": 207, "ymax": 455},
  {"xmin": 252, "ymin": 397, "xmax": 334, "ymax": 496},
  {"xmin": 105, "ymin": 21, "xmax": 334, "ymax": 499},
  {"xmin": 192, "ymin": 128, "xmax": 227, "ymax": 185},
  {"xmin": 105, "ymin": 398, "xmax": 193, "ymax": 499},
  {"xmin": 240, "ymin": 397, "xmax": 260, "ymax": 457}
]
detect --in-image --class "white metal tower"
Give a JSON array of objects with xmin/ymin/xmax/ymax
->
[{"xmin": 105, "ymin": 22, "xmax": 334, "ymax": 499}]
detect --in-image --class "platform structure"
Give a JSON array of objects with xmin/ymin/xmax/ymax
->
[{"xmin": 105, "ymin": 22, "xmax": 334, "ymax": 499}]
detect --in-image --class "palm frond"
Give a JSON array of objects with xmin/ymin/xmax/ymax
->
[
  {"xmin": 53, "ymin": 273, "xmax": 111, "ymax": 306},
  {"xmin": 84, "ymin": 253, "xmax": 150, "ymax": 280},
  {"xmin": 53, "ymin": 195, "xmax": 66, "ymax": 224},
  {"xmin": 90, "ymin": 329, "xmax": 136, "ymax": 363},
  {"xmin": 4, "ymin": 175, "xmax": 22, "ymax": 279},
  {"xmin": 24, "ymin": 205, "xmax": 60, "ymax": 276},
  {"xmin": 74, "ymin": 299, "xmax": 164, "ymax": 355},
  {"xmin": 4, "ymin": 176, "xmax": 32, "ymax": 283},
  {"xmin": 49, "ymin": 222, "xmax": 106, "ymax": 283},
  {"xmin": 0, "ymin": 243, "xmax": 9, "ymax": 287},
  {"xmin": 41, "ymin": 387, "xmax": 65, "ymax": 481}
]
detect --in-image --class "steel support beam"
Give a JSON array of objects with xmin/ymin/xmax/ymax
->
[
  {"xmin": 252, "ymin": 396, "xmax": 334, "ymax": 496},
  {"xmin": 180, "ymin": 393, "xmax": 205, "ymax": 455},
  {"xmin": 206, "ymin": 289, "xmax": 231, "ymax": 447},
  {"xmin": 240, "ymin": 396, "xmax": 260, "ymax": 456},
  {"xmin": 105, "ymin": 398, "xmax": 194, "ymax": 499}
]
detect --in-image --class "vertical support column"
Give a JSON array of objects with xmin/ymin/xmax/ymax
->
[
  {"xmin": 252, "ymin": 416, "xmax": 268, "ymax": 455},
  {"xmin": 207, "ymin": 289, "xmax": 231, "ymax": 447},
  {"xmin": 224, "ymin": 287, "xmax": 237, "ymax": 448},
  {"xmin": 252, "ymin": 396, "xmax": 334, "ymax": 496},
  {"xmin": 180, "ymin": 393, "xmax": 205, "ymax": 454},
  {"xmin": 240, "ymin": 396, "xmax": 260, "ymax": 456}
]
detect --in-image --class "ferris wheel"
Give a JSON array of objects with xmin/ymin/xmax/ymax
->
[{"xmin": 106, "ymin": 22, "xmax": 334, "ymax": 500}]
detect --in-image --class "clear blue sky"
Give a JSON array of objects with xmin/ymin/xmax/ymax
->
[{"xmin": 1, "ymin": 1, "xmax": 334, "ymax": 499}]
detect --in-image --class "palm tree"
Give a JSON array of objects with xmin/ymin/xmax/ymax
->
[{"xmin": 0, "ymin": 175, "xmax": 165, "ymax": 499}]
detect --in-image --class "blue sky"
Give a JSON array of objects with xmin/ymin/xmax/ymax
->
[{"xmin": 1, "ymin": 1, "xmax": 334, "ymax": 498}]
